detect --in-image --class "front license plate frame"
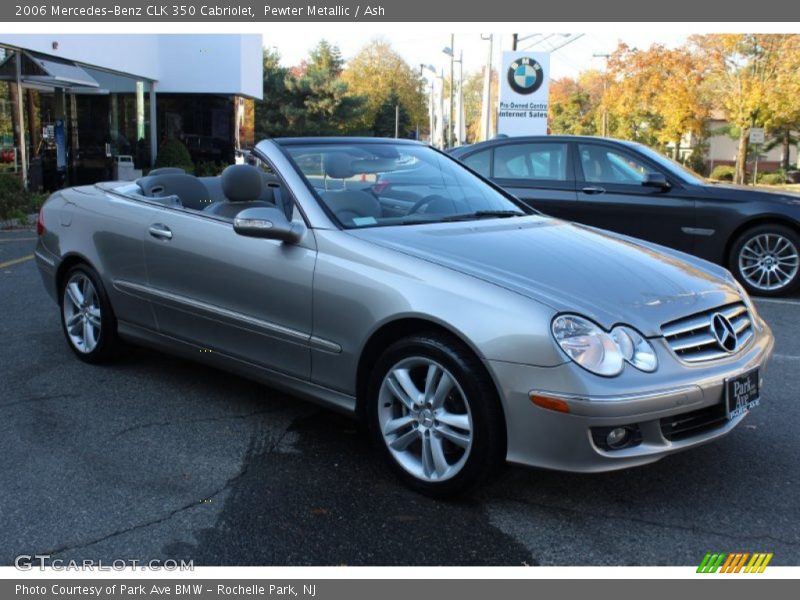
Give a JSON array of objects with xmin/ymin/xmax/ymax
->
[{"xmin": 725, "ymin": 368, "xmax": 760, "ymax": 419}]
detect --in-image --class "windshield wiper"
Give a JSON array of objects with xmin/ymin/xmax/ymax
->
[
  {"xmin": 439, "ymin": 210, "xmax": 526, "ymax": 222},
  {"xmin": 396, "ymin": 209, "xmax": 526, "ymax": 226}
]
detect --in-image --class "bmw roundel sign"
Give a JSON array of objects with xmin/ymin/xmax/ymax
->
[
  {"xmin": 498, "ymin": 51, "xmax": 550, "ymax": 136},
  {"xmin": 507, "ymin": 56, "xmax": 545, "ymax": 95}
]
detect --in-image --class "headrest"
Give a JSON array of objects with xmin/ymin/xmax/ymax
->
[
  {"xmin": 221, "ymin": 164, "xmax": 264, "ymax": 203},
  {"xmin": 323, "ymin": 153, "xmax": 355, "ymax": 180}
]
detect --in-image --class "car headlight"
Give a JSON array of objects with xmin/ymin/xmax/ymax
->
[
  {"xmin": 610, "ymin": 325, "xmax": 658, "ymax": 372},
  {"xmin": 551, "ymin": 315, "xmax": 657, "ymax": 377}
]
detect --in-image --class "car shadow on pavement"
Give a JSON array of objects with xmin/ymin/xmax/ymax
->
[{"xmin": 161, "ymin": 406, "xmax": 532, "ymax": 566}]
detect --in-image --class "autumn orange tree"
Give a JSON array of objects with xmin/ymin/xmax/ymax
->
[
  {"xmin": 690, "ymin": 34, "xmax": 800, "ymax": 183},
  {"xmin": 599, "ymin": 43, "xmax": 708, "ymax": 156},
  {"xmin": 341, "ymin": 38, "xmax": 427, "ymax": 136}
]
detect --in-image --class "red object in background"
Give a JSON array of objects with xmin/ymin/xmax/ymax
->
[
  {"xmin": 0, "ymin": 150, "xmax": 15, "ymax": 163},
  {"xmin": 372, "ymin": 181, "xmax": 389, "ymax": 195}
]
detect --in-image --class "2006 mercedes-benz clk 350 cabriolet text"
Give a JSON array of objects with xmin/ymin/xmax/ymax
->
[{"xmin": 35, "ymin": 137, "xmax": 774, "ymax": 496}]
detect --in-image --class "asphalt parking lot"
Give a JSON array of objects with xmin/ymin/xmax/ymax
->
[{"xmin": 1, "ymin": 226, "xmax": 799, "ymax": 566}]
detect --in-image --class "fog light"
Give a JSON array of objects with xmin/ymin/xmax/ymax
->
[
  {"xmin": 606, "ymin": 427, "xmax": 629, "ymax": 449},
  {"xmin": 591, "ymin": 424, "xmax": 642, "ymax": 451}
]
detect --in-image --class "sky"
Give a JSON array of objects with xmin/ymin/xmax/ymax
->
[{"xmin": 263, "ymin": 30, "xmax": 688, "ymax": 81}]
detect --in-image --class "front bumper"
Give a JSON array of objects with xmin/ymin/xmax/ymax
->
[{"xmin": 488, "ymin": 320, "xmax": 774, "ymax": 472}]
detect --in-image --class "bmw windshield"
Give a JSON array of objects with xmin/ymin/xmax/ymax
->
[{"xmin": 280, "ymin": 141, "xmax": 529, "ymax": 228}]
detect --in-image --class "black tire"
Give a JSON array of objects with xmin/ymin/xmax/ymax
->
[
  {"xmin": 59, "ymin": 263, "xmax": 121, "ymax": 364},
  {"xmin": 367, "ymin": 332, "xmax": 506, "ymax": 498},
  {"xmin": 729, "ymin": 224, "xmax": 800, "ymax": 297}
]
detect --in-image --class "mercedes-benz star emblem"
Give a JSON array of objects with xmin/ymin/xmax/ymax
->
[{"xmin": 710, "ymin": 313, "xmax": 738, "ymax": 353}]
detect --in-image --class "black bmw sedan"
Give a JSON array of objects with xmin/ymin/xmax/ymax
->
[{"xmin": 449, "ymin": 136, "xmax": 800, "ymax": 296}]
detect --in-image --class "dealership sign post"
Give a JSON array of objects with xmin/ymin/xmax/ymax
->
[{"xmin": 497, "ymin": 51, "xmax": 550, "ymax": 136}]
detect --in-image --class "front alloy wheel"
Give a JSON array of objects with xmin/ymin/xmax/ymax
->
[
  {"xmin": 369, "ymin": 333, "xmax": 505, "ymax": 497},
  {"xmin": 378, "ymin": 357, "xmax": 473, "ymax": 482},
  {"xmin": 732, "ymin": 225, "xmax": 800, "ymax": 296}
]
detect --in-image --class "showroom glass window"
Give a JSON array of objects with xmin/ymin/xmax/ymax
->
[{"xmin": 493, "ymin": 143, "xmax": 568, "ymax": 181}]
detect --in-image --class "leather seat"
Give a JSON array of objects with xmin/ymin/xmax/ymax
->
[
  {"xmin": 137, "ymin": 173, "xmax": 212, "ymax": 210},
  {"xmin": 203, "ymin": 164, "xmax": 275, "ymax": 219},
  {"xmin": 320, "ymin": 152, "xmax": 382, "ymax": 225}
]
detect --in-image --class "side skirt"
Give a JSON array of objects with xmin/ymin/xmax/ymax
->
[{"xmin": 117, "ymin": 321, "xmax": 358, "ymax": 416}]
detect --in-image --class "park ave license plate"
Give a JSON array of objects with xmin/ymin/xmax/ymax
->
[{"xmin": 726, "ymin": 368, "xmax": 760, "ymax": 419}]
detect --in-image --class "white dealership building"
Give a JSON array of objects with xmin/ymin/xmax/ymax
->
[{"xmin": 0, "ymin": 34, "xmax": 263, "ymax": 190}]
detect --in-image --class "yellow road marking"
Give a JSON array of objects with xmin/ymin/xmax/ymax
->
[
  {"xmin": 0, "ymin": 237, "xmax": 37, "ymax": 243},
  {"xmin": 0, "ymin": 254, "xmax": 34, "ymax": 269}
]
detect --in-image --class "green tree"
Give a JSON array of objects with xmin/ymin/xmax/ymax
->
[
  {"xmin": 254, "ymin": 47, "xmax": 293, "ymax": 138},
  {"xmin": 283, "ymin": 40, "xmax": 366, "ymax": 135},
  {"xmin": 373, "ymin": 91, "xmax": 411, "ymax": 137},
  {"xmin": 549, "ymin": 71, "xmax": 603, "ymax": 136}
]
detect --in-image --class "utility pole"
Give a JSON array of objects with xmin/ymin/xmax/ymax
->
[
  {"xmin": 418, "ymin": 63, "xmax": 424, "ymax": 141},
  {"xmin": 593, "ymin": 53, "xmax": 611, "ymax": 137},
  {"xmin": 480, "ymin": 34, "xmax": 493, "ymax": 142},
  {"xmin": 394, "ymin": 104, "xmax": 400, "ymax": 138}
]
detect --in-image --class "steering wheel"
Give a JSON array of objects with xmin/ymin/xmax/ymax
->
[{"xmin": 408, "ymin": 194, "xmax": 449, "ymax": 215}]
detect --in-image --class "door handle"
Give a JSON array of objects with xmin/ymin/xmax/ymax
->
[
  {"xmin": 148, "ymin": 224, "xmax": 173, "ymax": 240},
  {"xmin": 581, "ymin": 186, "xmax": 606, "ymax": 195}
]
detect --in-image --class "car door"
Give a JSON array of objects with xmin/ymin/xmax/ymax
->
[
  {"xmin": 461, "ymin": 142, "xmax": 578, "ymax": 218},
  {"xmin": 574, "ymin": 142, "xmax": 697, "ymax": 252},
  {"xmin": 142, "ymin": 189, "xmax": 316, "ymax": 380},
  {"xmin": 92, "ymin": 185, "xmax": 163, "ymax": 332}
]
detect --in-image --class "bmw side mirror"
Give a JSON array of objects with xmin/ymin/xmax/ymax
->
[
  {"xmin": 233, "ymin": 207, "xmax": 306, "ymax": 244},
  {"xmin": 642, "ymin": 172, "xmax": 671, "ymax": 190}
]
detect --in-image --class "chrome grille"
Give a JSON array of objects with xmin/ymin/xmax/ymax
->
[{"xmin": 662, "ymin": 302, "xmax": 753, "ymax": 363}]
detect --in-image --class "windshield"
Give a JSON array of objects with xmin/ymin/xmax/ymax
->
[
  {"xmin": 280, "ymin": 141, "xmax": 528, "ymax": 228},
  {"xmin": 631, "ymin": 143, "xmax": 706, "ymax": 185}
]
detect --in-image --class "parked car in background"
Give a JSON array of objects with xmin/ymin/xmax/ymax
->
[
  {"xmin": 450, "ymin": 136, "xmax": 800, "ymax": 296},
  {"xmin": 36, "ymin": 138, "xmax": 773, "ymax": 496}
]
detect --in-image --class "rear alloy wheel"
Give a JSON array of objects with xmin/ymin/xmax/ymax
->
[
  {"xmin": 368, "ymin": 333, "xmax": 505, "ymax": 497},
  {"xmin": 731, "ymin": 225, "xmax": 800, "ymax": 296},
  {"xmin": 60, "ymin": 265, "xmax": 120, "ymax": 363}
]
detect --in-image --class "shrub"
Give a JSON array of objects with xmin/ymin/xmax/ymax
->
[
  {"xmin": 758, "ymin": 172, "xmax": 786, "ymax": 185},
  {"xmin": 709, "ymin": 165, "xmax": 735, "ymax": 181},
  {"xmin": 194, "ymin": 161, "xmax": 226, "ymax": 177},
  {"xmin": 0, "ymin": 176, "xmax": 53, "ymax": 221},
  {"xmin": 0, "ymin": 174, "xmax": 25, "ymax": 220},
  {"xmin": 154, "ymin": 139, "xmax": 194, "ymax": 173}
]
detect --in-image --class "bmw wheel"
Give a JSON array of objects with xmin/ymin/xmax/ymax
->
[
  {"xmin": 368, "ymin": 332, "xmax": 505, "ymax": 497},
  {"xmin": 730, "ymin": 224, "xmax": 800, "ymax": 297},
  {"xmin": 60, "ymin": 264, "xmax": 121, "ymax": 363}
]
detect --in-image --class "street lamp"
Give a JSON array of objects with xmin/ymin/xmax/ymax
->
[
  {"xmin": 442, "ymin": 36, "xmax": 455, "ymax": 148},
  {"xmin": 423, "ymin": 64, "xmax": 443, "ymax": 147},
  {"xmin": 480, "ymin": 34, "xmax": 493, "ymax": 142}
]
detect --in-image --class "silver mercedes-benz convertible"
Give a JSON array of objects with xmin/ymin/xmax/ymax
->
[{"xmin": 35, "ymin": 137, "xmax": 774, "ymax": 496}]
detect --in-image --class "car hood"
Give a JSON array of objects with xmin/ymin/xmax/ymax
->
[
  {"xmin": 349, "ymin": 216, "xmax": 741, "ymax": 337},
  {"xmin": 701, "ymin": 182, "xmax": 800, "ymax": 206}
]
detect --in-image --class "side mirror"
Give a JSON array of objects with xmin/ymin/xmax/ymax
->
[
  {"xmin": 233, "ymin": 207, "xmax": 306, "ymax": 244},
  {"xmin": 642, "ymin": 172, "xmax": 670, "ymax": 190}
]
